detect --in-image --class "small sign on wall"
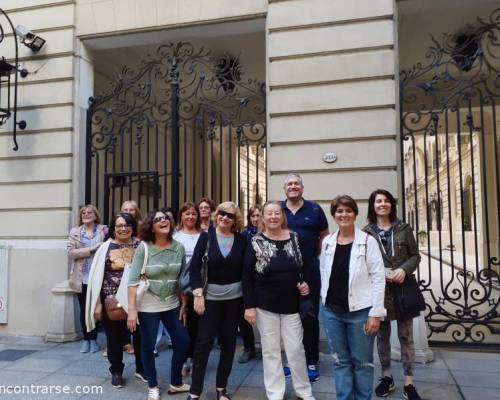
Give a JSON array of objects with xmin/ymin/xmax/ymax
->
[
  {"xmin": 0, "ymin": 246, "xmax": 9, "ymax": 324},
  {"xmin": 322, "ymin": 152, "xmax": 337, "ymax": 164}
]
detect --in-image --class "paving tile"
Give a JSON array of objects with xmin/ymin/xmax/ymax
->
[
  {"xmin": 416, "ymin": 382, "xmax": 463, "ymax": 400},
  {"xmin": 0, "ymin": 370, "xmax": 49, "ymax": 386},
  {"xmin": 58, "ymin": 360, "xmax": 113, "ymax": 378},
  {"xmin": 451, "ymin": 370, "xmax": 500, "ymax": 389},
  {"xmin": 438, "ymin": 349, "xmax": 500, "ymax": 361},
  {"xmin": 462, "ymin": 386, "xmax": 499, "ymax": 400},
  {"xmin": 444, "ymin": 357, "xmax": 500, "ymax": 372},
  {"xmin": 232, "ymin": 386, "xmax": 268, "ymax": 400},
  {"xmin": 4, "ymin": 357, "xmax": 71, "ymax": 373}
]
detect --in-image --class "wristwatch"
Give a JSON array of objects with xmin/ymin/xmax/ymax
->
[{"xmin": 193, "ymin": 292, "xmax": 203, "ymax": 298}]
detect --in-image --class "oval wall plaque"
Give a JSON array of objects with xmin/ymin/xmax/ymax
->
[{"xmin": 322, "ymin": 152, "xmax": 337, "ymax": 164}]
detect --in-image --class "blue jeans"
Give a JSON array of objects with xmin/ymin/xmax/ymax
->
[
  {"xmin": 139, "ymin": 307, "xmax": 190, "ymax": 388},
  {"xmin": 320, "ymin": 305, "xmax": 375, "ymax": 400}
]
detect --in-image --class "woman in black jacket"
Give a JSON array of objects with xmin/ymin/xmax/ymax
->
[
  {"xmin": 363, "ymin": 189, "xmax": 422, "ymax": 400},
  {"xmin": 188, "ymin": 201, "xmax": 247, "ymax": 400}
]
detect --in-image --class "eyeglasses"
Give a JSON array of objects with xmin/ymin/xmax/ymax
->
[
  {"xmin": 218, "ymin": 210, "xmax": 236, "ymax": 220},
  {"xmin": 153, "ymin": 215, "xmax": 169, "ymax": 224},
  {"xmin": 115, "ymin": 224, "xmax": 131, "ymax": 230}
]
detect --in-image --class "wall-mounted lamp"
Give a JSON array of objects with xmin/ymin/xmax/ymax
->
[
  {"xmin": 15, "ymin": 25, "xmax": 46, "ymax": 52},
  {"xmin": 0, "ymin": 9, "xmax": 30, "ymax": 151}
]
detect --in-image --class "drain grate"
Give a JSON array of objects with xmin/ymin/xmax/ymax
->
[{"xmin": 0, "ymin": 349, "xmax": 37, "ymax": 362}]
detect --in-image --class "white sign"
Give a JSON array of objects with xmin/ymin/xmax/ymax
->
[
  {"xmin": 0, "ymin": 246, "xmax": 9, "ymax": 324},
  {"xmin": 322, "ymin": 152, "xmax": 337, "ymax": 164}
]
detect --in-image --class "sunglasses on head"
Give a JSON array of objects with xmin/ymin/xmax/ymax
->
[
  {"xmin": 153, "ymin": 215, "xmax": 169, "ymax": 224},
  {"xmin": 218, "ymin": 210, "xmax": 236, "ymax": 220}
]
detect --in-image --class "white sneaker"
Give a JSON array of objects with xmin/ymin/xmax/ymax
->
[{"xmin": 147, "ymin": 386, "xmax": 160, "ymax": 400}]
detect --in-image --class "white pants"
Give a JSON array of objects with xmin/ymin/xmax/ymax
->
[{"xmin": 256, "ymin": 308, "xmax": 315, "ymax": 400}]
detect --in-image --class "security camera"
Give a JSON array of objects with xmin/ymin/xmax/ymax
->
[
  {"xmin": 15, "ymin": 25, "xmax": 34, "ymax": 40},
  {"xmin": 15, "ymin": 25, "xmax": 46, "ymax": 52}
]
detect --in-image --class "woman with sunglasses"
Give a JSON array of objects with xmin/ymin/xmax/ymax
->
[
  {"xmin": 187, "ymin": 201, "xmax": 246, "ymax": 400},
  {"xmin": 363, "ymin": 189, "xmax": 422, "ymax": 400},
  {"xmin": 68, "ymin": 204, "xmax": 107, "ymax": 354},
  {"xmin": 127, "ymin": 210, "xmax": 191, "ymax": 400},
  {"xmin": 85, "ymin": 213, "xmax": 144, "ymax": 388}
]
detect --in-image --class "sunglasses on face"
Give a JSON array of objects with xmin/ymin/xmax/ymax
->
[
  {"xmin": 218, "ymin": 210, "xmax": 236, "ymax": 220},
  {"xmin": 153, "ymin": 215, "xmax": 169, "ymax": 224}
]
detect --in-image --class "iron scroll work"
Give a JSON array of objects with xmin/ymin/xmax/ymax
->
[
  {"xmin": 86, "ymin": 42, "xmax": 266, "ymax": 221},
  {"xmin": 400, "ymin": 8, "xmax": 500, "ymax": 345}
]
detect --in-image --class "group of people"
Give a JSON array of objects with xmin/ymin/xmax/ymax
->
[{"xmin": 67, "ymin": 173, "xmax": 423, "ymax": 400}]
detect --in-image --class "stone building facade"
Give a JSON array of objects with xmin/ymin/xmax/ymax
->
[{"xmin": 0, "ymin": 0, "xmax": 498, "ymax": 345}]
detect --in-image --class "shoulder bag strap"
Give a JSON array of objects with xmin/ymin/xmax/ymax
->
[
  {"xmin": 290, "ymin": 232, "xmax": 304, "ymax": 281},
  {"xmin": 140, "ymin": 241, "xmax": 148, "ymax": 275}
]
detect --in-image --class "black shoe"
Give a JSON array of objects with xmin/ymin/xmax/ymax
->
[
  {"xmin": 403, "ymin": 384, "xmax": 422, "ymax": 400},
  {"xmin": 238, "ymin": 348, "xmax": 256, "ymax": 363},
  {"xmin": 375, "ymin": 375, "xmax": 395, "ymax": 397},
  {"xmin": 216, "ymin": 388, "xmax": 231, "ymax": 400},
  {"xmin": 111, "ymin": 373, "xmax": 124, "ymax": 388}
]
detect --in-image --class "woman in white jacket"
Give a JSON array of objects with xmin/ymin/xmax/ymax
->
[{"xmin": 319, "ymin": 195, "xmax": 385, "ymax": 400}]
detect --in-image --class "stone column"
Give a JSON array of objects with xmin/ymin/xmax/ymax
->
[{"xmin": 45, "ymin": 280, "xmax": 82, "ymax": 343}]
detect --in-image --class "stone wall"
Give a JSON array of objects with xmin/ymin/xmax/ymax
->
[
  {"xmin": 0, "ymin": 0, "xmax": 77, "ymax": 336},
  {"xmin": 266, "ymin": 0, "xmax": 398, "ymax": 227}
]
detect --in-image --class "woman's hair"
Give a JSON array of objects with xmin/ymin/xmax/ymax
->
[
  {"xmin": 196, "ymin": 197, "xmax": 216, "ymax": 213},
  {"xmin": 214, "ymin": 201, "xmax": 244, "ymax": 233},
  {"xmin": 140, "ymin": 209, "xmax": 174, "ymax": 243},
  {"xmin": 367, "ymin": 189, "xmax": 398, "ymax": 224},
  {"xmin": 177, "ymin": 202, "xmax": 201, "ymax": 231},
  {"xmin": 260, "ymin": 201, "xmax": 288, "ymax": 231},
  {"xmin": 120, "ymin": 200, "xmax": 142, "ymax": 223},
  {"xmin": 78, "ymin": 204, "xmax": 101, "ymax": 225},
  {"xmin": 247, "ymin": 204, "xmax": 263, "ymax": 226},
  {"xmin": 160, "ymin": 207, "xmax": 177, "ymax": 226},
  {"xmin": 330, "ymin": 195, "xmax": 359, "ymax": 216},
  {"xmin": 109, "ymin": 212, "xmax": 137, "ymax": 239}
]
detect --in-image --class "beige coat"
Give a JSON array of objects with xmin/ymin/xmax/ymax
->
[{"xmin": 67, "ymin": 224, "xmax": 107, "ymax": 293}]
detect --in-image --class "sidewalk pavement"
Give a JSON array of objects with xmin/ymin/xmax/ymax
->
[{"xmin": 0, "ymin": 334, "xmax": 498, "ymax": 400}]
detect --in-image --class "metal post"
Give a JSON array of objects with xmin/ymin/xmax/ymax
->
[
  {"xmin": 85, "ymin": 98, "xmax": 94, "ymax": 205},
  {"xmin": 170, "ymin": 58, "xmax": 180, "ymax": 212}
]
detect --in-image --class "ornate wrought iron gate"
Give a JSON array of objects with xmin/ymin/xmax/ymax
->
[
  {"xmin": 400, "ymin": 9, "xmax": 500, "ymax": 345},
  {"xmin": 85, "ymin": 42, "xmax": 266, "ymax": 222}
]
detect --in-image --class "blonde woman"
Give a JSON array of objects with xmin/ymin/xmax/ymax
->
[
  {"xmin": 121, "ymin": 200, "xmax": 143, "ymax": 226},
  {"xmin": 68, "ymin": 205, "xmax": 107, "ymax": 353},
  {"xmin": 243, "ymin": 201, "xmax": 314, "ymax": 400},
  {"xmin": 188, "ymin": 202, "xmax": 246, "ymax": 400}
]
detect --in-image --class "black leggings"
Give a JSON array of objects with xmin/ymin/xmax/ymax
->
[
  {"xmin": 101, "ymin": 295, "xmax": 143, "ymax": 375},
  {"xmin": 76, "ymin": 284, "xmax": 97, "ymax": 341},
  {"xmin": 186, "ymin": 296, "xmax": 199, "ymax": 358},
  {"xmin": 190, "ymin": 298, "xmax": 242, "ymax": 395}
]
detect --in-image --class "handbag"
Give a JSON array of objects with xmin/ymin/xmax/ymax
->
[
  {"xmin": 299, "ymin": 292, "xmax": 316, "ymax": 322},
  {"xmin": 394, "ymin": 274, "xmax": 426, "ymax": 315},
  {"xmin": 115, "ymin": 241, "xmax": 149, "ymax": 312},
  {"xmin": 289, "ymin": 232, "xmax": 316, "ymax": 322},
  {"xmin": 179, "ymin": 237, "xmax": 209, "ymax": 295},
  {"xmin": 104, "ymin": 295, "xmax": 127, "ymax": 321},
  {"xmin": 200, "ymin": 237, "xmax": 210, "ymax": 295}
]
